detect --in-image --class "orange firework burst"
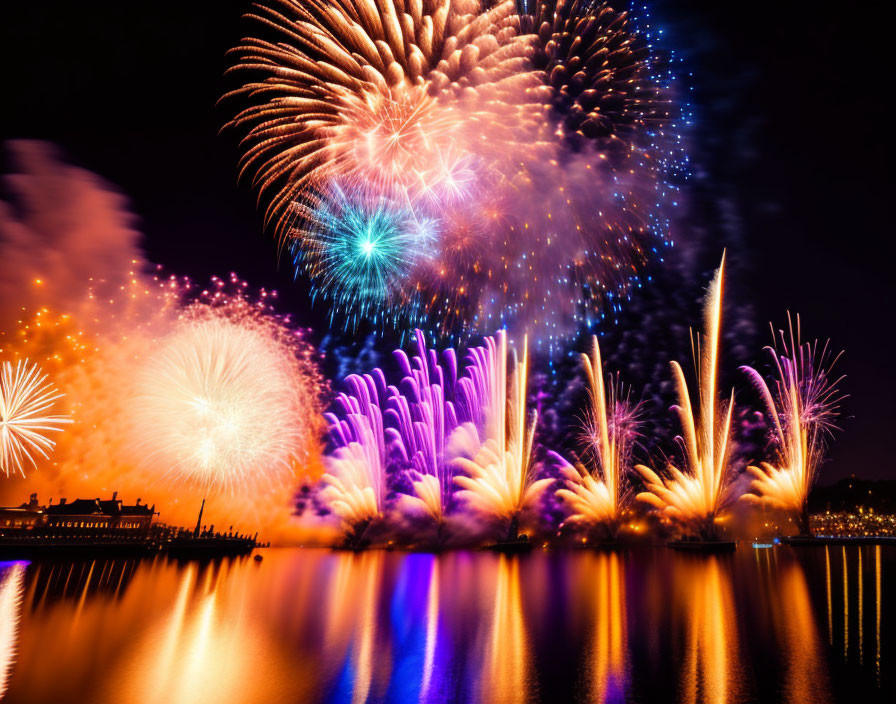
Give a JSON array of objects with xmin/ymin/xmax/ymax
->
[
  {"xmin": 635, "ymin": 256, "xmax": 738, "ymax": 540},
  {"xmin": 132, "ymin": 318, "xmax": 313, "ymax": 491},
  {"xmin": 554, "ymin": 336, "xmax": 641, "ymax": 538},
  {"xmin": 0, "ymin": 274, "xmax": 327, "ymax": 531},
  {"xmin": 223, "ymin": 0, "xmax": 681, "ymax": 342},
  {"xmin": 740, "ymin": 315, "xmax": 845, "ymax": 535}
]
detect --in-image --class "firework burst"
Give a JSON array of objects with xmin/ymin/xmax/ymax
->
[
  {"xmin": 294, "ymin": 181, "xmax": 437, "ymax": 326},
  {"xmin": 386, "ymin": 330, "xmax": 461, "ymax": 528},
  {"xmin": 320, "ymin": 373, "xmax": 390, "ymax": 544},
  {"xmin": 454, "ymin": 332, "xmax": 553, "ymax": 540},
  {"xmin": 132, "ymin": 317, "xmax": 309, "ymax": 491},
  {"xmin": 554, "ymin": 336, "xmax": 640, "ymax": 538},
  {"xmin": 223, "ymin": 0, "xmax": 682, "ymax": 342},
  {"xmin": 635, "ymin": 256, "xmax": 738, "ymax": 540},
  {"xmin": 740, "ymin": 314, "xmax": 845, "ymax": 535},
  {"xmin": 0, "ymin": 359, "xmax": 71, "ymax": 477}
]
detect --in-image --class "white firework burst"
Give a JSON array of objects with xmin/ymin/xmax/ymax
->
[{"xmin": 0, "ymin": 359, "xmax": 71, "ymax": 477}]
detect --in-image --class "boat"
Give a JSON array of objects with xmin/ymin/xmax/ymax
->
[
  {"xmin": 484, "ymin": 537, "xmax": 533, "ymax": 553},
  {"xmin": 668, "ymin": 540, "xmax": 737, "ymax": 553}
]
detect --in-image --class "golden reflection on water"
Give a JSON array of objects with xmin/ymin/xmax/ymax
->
[
  {"xmin": 0, "ymin": 547, "xmax": 892, "ymax": 703},
  {"xmin": 772, "ymin": 557, "xmax": 831, "ymax": 704},
  {"xmin": 676, "ymin": 557, "xmax": 741, "ymax": 704},
  {"xmin": 573, "ymin": 552, "xmax": 627, "ymax": 704},
  {"xmin": 109, "ymin": 558, "xmax": 316, "ymax": 704},
  {"xmin": 483, "ymin": 556, "xmax": 530, "ymax": 704},
  {"xmin": 876, "ymin": 545, "xmax": 882, "ymax": 683},
  {"xmin": 842, "ymin": 546, "xmax": 849, "ymax": 658},
  {"xmin": 825, "ymin": 546, "xmax": 833, "ymax": 644},
  {"xmin": 324, "ymin": 551, "xmax": 390, "ymax": 704},
  {"xmin": 858, "ymin": 548, "xmax": 863, "ymax": 665}
]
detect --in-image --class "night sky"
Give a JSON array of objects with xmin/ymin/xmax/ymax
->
[{"xmin": 0, "ymin": 1, "xmax": 892, "ymax": 481}]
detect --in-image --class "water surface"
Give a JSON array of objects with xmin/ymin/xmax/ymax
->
[{"xmin": 0, "ymin": 546, "xmax": 892, "ymax": 703}]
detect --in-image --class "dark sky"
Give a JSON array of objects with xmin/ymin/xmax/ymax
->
[{"xmin": 0, "ymin": 1, "xmax": 892, "ymax": 481}]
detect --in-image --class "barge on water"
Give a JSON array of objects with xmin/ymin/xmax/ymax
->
[{"xmin": 668, "ymin": 539, "xmax": 737, "ymax": 553}]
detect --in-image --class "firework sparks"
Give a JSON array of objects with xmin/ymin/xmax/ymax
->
[
  {"xmin": 635, "ymin": 256, "xmax": 738, "ymax": 540},
  {"xmin": 387, "ymin": 330, "xmax": 461, "ymax": 527},
  {"xmin": 223, "ymin": 0, "xmax": 683, "ymax": 342},
  {"xmin": 741, "ymin": 314, "xmax": 845, "ymax": 535},
  {"xmin": 0, "ymin": 359, "xmax": 71, "ymax": 477},
  {"xmin": 294, "ymin": 181, "xmax": 437, "ymax": 327},
  {"xmin": 454, "ymin": 331, "xmax": 553, "ymax": 540},
  {"xmin": 318, "ymin": 332, "xmax": 472, "ymax": 544},
  {"xmin": 320, "ymin": 373, "xmax": 390, "ymax": 544},
  {"xmin": 317, "ymin": 329, "xmax": 556, "ymax": 544},
  {"xmin": 132, "ymin": 317, "xmax": 310, "ymax": 491},
  {"xmin": 1, "ymin": 273, "xmax": 325, "ymax": 531},
  {"xmin": 554, "ymin": 336, "xmax": 640, "ymax": 538}
]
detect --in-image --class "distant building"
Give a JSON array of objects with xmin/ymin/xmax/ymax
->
[
  {"xmin": 0, "ymin": 493, "xmax": 44, "ymax": 530},
  {"xmin": 1, "ymin": 492, "xmax": 156, "ymax": 537}
]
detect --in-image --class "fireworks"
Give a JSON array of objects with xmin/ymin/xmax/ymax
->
[
  {"xmin": 223, "ymin": 0, "xmax": 682, "ymax": 342},
  {"xmin": 741, "ymin": 314, "xmax": 845, "ymax": 535},
  {"xmin": 554, "ymin": 336, "xmax": 640, "ymax": 538},
  {"xmin": 320, "ymin": 373, "xmax": 390, "ymax": 543},
  {"xmin": 635, "ymin": 256, "xmax": 738, "ymax": 540},
  {"xmin": 295, "ymin": 181, "xmax": 437, "ymax": 327},
  {"xmin": 0, "ymin": 272, "xmax": 325, "ymax": 530},
  {"xmin": 319, "ymin": 332, "xmax": 469, "ymax": 544},
  {"xmin": 132, "ymin": 316, "xmax": 311, "ymax": 491},
  {"xmin": 387, "ymin": 330, "xmax": 461, "ymax": 526},
  {"xmin": 454, "ymin": 332, "xmax": 553, "ymax": 540},
  {"xmin": 0, "ymin": 359, "xmax": 71, "ymax": 477},
  {"xmin": 316, "ymin": 329, "xmax": 554, "ymax": 543}
]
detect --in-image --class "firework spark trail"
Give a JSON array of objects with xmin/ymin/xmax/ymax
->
[
  {"xmin": 386, "ymin": 330, "xmax": 461, "ymax": 524},
  {"xmin": 320, "ymin": 372, "xmax": 390, "ymax": 538},
  {"xmin": 635, "ymin": 255, "xmax": 738, "ymax": 539},
  {"xmin": 319, "ymin": 331, "xmax": 485, "ymax": 540},
  {"xmin": 454, "ymin": 331, "xmax": 553, "ymax": 540},
  {"xmin": 1, "ymin": 274, "xmax": 325, "ymax": 531},
  {"xmin": 553, "ymin": 335, "xmax": 640, "ymax": 537},
  {"xmin": 740, "ymin": 314, "xmax": 845, "ymax": 535},
  {"xmin": 0, "ymin": 359, "xmax": 71, "ymax": 477},
  {"xmin": 132, "ymin": 317, "xmax": 309, "ymax": 492},
  {"xmin": 223, "ymin": 0, "xmax": 682, "ymax": 342},
  {"xmin": 318, "ymin": 329, "xmax": 554, "ymax": 542}
]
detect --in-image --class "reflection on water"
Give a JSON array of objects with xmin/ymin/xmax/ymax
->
[
  {"xmin": 568, "ymin": 552, "xmax": 628, "ymax": 703},
  {"xmin": 0, "ymin": 547, "xmax": 893, "ymax": 703},
  {"xmin": 675, "ymin": 557, "xmax": 742, "ymax": 704},
  {"xmin": 756, "ymin": 548, "xmax": 830, "ymax": 703},
  {"xmin": 877, "ymin": 546, "xmax": 882, "ymax": 684},
  {"xmin": 0, "ymin": 563, "xmax": 25, "ymax": 700},
  {"xmin": 483, "ymin": 556, "xmax": 530, "ymax": 704}
]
